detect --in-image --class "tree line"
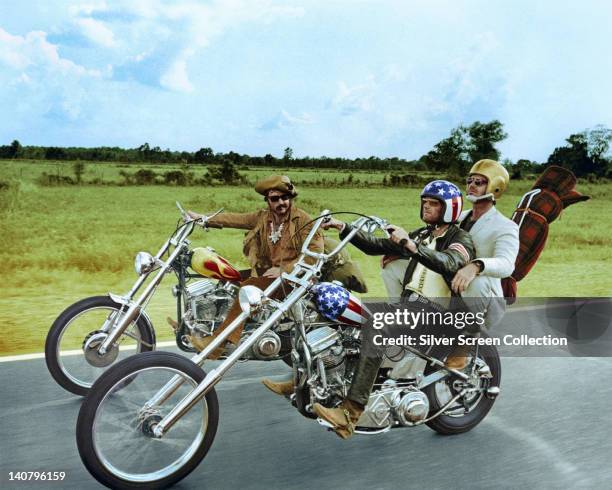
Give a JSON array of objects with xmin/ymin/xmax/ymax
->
[{"xmin": 2, "ymin": 121, "xmax": 610, "ymax": 178}]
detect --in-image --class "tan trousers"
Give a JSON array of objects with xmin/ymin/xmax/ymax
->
[{"xmin": 215, "ymin": 276, "xmax": 288, "ymax": 345}]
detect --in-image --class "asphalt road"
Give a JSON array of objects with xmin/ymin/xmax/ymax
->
[{"xmin": 2, "ymin": 351, "xmax": 612, "ymax": 489}]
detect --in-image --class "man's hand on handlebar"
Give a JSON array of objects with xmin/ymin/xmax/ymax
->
[
  {"xmin": 387, "ymin": 225, "xmax": 417, "ymax": 253},
  {"xmin": 321, "ymin": 217, "xmax": 345, "ymax": 232}
]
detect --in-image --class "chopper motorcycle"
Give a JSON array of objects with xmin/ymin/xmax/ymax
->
[
  {"xmin": 76, "ymin": 210, "xmax": 501, "ymax": 489},
  {"xmin": 45, "ymin": 204, "xmax": 249, "ymax": 396}
]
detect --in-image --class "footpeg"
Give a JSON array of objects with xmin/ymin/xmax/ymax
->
[{"xmin": 486, "ymin": 386, "xmax": 500, "ymax": 399}]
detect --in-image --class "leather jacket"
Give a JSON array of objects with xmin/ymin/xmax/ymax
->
[{"xmin": 340, "ymin": 224, "xmax": 476, "ymax": 296}]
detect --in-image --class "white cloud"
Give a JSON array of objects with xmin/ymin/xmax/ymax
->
[
  {"xmin": 331, "ymin": 78, "xmax": 377, "ymax": 115},
  {"xmin": 160, "ymin": 52, "xmax": 194, "ymax": 93},
  {"xmin": 74, "ymin": 17, "xmax": 116, "ymax": 47},
  {"xmin": 0, "ymin": 27, "xmax": 101, "ymax": 77},
  {"xmin": 259, "ymin": 109, "xmax": 315, "ymax": 130},
  {"xmin": 68, "ymin": 1, "xmax": 109, "ymax": 17},
  {"xmin": 102, "ymin": 0, "xmax": 305, "ymax": 92}
]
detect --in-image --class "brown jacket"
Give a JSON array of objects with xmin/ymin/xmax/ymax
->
[{"xmin": 209, "ymin": 207, "xmax": 324, "ymax": 276}]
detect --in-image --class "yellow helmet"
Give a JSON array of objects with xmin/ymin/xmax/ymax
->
[{"xmin": 469, "ymin": 159, "xmax": 509, "ymax": 200}]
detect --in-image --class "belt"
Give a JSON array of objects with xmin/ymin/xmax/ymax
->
[{"xmin": 403, "ymin": 291, "xmax": 448, "ymax": 314}]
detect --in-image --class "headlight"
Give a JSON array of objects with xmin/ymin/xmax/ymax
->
[
  {"xmin": 238, "ymin": 285, "xmax": 264, "ymax": 314},
  {"xmin": 134, "ymin": 251, "xmax": 156, "ymax": 275}
]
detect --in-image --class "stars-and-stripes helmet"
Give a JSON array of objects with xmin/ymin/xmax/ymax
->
[{"xmin": 420, "ymin": 180, "xmax": 463, "ymax": 224}]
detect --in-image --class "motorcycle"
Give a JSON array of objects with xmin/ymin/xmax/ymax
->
[
  {"xmin": 75, "ymin": 210, "xmax": 502, "ymax": 489},
  {"xmin": 45, "ymin": 203, "xmax": 246, "ymax": 396}
]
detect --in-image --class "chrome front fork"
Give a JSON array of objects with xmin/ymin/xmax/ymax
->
[
  {"xmin": 97, "ymin": 243, "xmax": 184, "ymax": 354},
  {"xmin": 151, "ymin": 283, "xmax": 307, "ymax": 438}
]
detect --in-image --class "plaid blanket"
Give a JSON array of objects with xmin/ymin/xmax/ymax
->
[{"xmin": 502, "ymin": 165, "xmax": 590, "ymax": 300}]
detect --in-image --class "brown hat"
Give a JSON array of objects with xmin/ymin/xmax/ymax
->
[{"xmin": 255, "ymin": 175, "xmax": 298, "ymax": 197}]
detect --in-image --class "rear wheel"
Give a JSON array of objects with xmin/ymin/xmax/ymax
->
[
  {"xmin": 77, "ymin": 351, "xmax": 219, "ymax": 489},
  {"xmin": 45, "ymin": 296, "xmax": 155, "ymax": 396},
  {"xmin": 422, "ymin": 341, "xmax": 501, "ymax": 435}
]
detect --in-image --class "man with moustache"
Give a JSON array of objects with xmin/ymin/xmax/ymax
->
[
  {"xmin": 185, "ymin": 175, "xmax": 324, "ymax": 357},
  {"xmin": 446, "ymin": 159, "xmax": 520, "ymax": 368},
  {"xmin": 379, "ymin": 161, "xmax": 520, "ymax": 369}
]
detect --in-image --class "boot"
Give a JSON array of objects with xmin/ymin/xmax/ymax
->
[
  {"xmin": 187, "ymin": 335, "xmax": 227, "ymax": 360},
  {"xmin": 313, "ymin": 399, "xmax": 364, "ymax": 440},
  {"xmin": 166, "ymin": 317, "xmax": 179, "ymax": 331},
  {"xmin": 445, "ymin": 344, "xmax": 472, "ymax": 370},
  {"xmin": 261, "ymin": 378, "xmax": 294, "ymax": 396}
]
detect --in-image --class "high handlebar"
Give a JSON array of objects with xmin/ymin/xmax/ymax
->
[
  {"xmin": 175, "ymin": 202, "xmax": 224, "ymax": 229},
  {"xmin": 300, "ymin": 210, "xmax": 390, "ymax": 263}
]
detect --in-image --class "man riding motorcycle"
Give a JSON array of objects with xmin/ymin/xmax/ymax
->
[
  {"xmin": 185, "ymin": 175, "xmax": 324, "ymax": 357},
  {"xmin": 312, "ymin": 180, "xmax": 476, "ymax": 439}
]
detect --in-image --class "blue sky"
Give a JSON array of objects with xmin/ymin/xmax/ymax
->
[{"xmin": 1, "ymin": 0, "xmax": 610, "ymax": 162}]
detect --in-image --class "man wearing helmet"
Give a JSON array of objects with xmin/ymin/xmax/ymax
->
[
  {"xmin": 445, "ymin": 159, "xmax": 520, "ymax": 368},
  {"xmin": 298, "ymin": 180, "xmax": 476, "ymax": 439}
]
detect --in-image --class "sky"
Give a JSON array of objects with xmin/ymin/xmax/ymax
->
[{"xmin": 1, "ymin": 0, "xmax": 611, "ymax": 162}]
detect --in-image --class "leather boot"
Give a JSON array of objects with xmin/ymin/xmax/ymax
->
[
  {"xmin": 261, "ymin": 378, "xmax": 294, "ymax": 396},
  {"xmin": 347, "ymin": 353, "xmax": 384, "ymax": 407},
  {"xmin": 445, "ymin": 344, "xmax": 472, "ymax": 370},
  {"xmin": 313, "ymin": 399, "xmax": 364, "ymax": 440},
  {"xmin": 187, "ymin": 335, "xmax": 227, "ymax": 360},
  {"xmin": 166, "ymin": 317, "xmax": 179, "ymax": 331}
]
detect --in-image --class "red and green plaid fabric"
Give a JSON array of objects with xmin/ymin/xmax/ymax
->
[{"xmin": 504, "ymin": 166, "xmax": 590, "ymax": 298}]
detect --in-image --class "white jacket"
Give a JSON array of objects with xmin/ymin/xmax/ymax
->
[{"xmin": 459, "ymin": 206, "xmax": 519, "ymax": 299}]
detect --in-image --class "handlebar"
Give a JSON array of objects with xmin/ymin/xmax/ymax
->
[
  {"xmin": 176, "ymin": 201, "xmax": 224, "ymax": 229},
  {"xmin": 300, "ymin": 210, "xmax": 390, "ymax": 263}
]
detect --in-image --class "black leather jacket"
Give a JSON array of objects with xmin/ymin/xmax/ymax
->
[{"xmin": 339, "ymin": 224, "xmax": 476, "ymax": 296}]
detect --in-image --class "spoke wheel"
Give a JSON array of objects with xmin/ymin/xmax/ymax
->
[
  {"xmin": 423, "ymin": 341, "xmax": 501, "ymax": 435},
  {"xmin": 77, "ymin": 352, "xmax": 218, "ymax": 489},
  {"xmin": 45, "ymin": 296, "xmax": 155, "ymax": 396}
]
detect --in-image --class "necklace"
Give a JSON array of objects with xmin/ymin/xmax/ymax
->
[{"xmin": 269, "ymin": 222, "xmax": 284, "ymax": 244}]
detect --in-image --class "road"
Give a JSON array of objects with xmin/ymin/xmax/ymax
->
[{"xmin": 1, "ymin": 351, "xmax": 612, "ymax": 489}]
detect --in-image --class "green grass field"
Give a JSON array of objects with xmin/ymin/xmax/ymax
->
[{"xmin": 1, "ymin": 160, "xmax": 610, "ymax": 355}]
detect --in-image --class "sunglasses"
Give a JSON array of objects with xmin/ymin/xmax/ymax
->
[
  {"xmin": 266, "ymin": 194, "xmax": 292, "ymax": 203},
  {"xmin": 466, "ymin": 177, "xmax": 488, "ymax": 186}
]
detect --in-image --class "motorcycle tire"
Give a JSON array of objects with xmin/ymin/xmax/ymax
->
[
  {"xmin": 422, "ymin": 341, "xmax": 501, "ymax": 435},
  {"xmin": 77, "ymin": 351, "xmax": 219, "ymax": 489},
  {"xmin": 45, "ymin": 295, "xmax": 155, "ymax": 396}
]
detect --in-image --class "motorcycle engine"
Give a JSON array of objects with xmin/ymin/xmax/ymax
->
[
  {"xmin": 357, "ymin": 382, "xmax": 430, "ymax": 429},
  {"xmin": 182, "ymin": 279, "xmax": 237, "ymax": 338}
]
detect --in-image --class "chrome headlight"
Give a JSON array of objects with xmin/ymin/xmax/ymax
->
[
  {"xmin": 238, "ymin": 285, "xmax": 264, "ymax": 314},
  {"xmin": 134, "ymin": 251, "xmax": 156, "ymax": 275}
]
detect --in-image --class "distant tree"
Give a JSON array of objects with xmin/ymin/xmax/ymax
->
[
  {"xmin": 509, "ymin": 158, "xmax": 537, "ymax": 179},
  {"xmin": 226, "ymin": 151, "xmax": 242, "ymax": 164},
  {"xmin": 45, "ymin": 147, "xmax": 67, "ymax": 160},
  {"xmin": 422, "ymin": 126, "xmax": 469, "ymax": 174},
  {"xmin": 466, "ymin": 120, "xmax": 507, "ymax": 163},
  {"xmin": 421, "ymin": 120, "xmax": 508, "ymax": 175},
  {"xmin": 283, "ymin": 147, "xmax": 293, "ymax": 162},
  {"xmin": 194, "ymin": 147, "xmax": 213, "ymax": 164},
  {"xmin": 546, "ymin": 126, "xmax": 611, "ymax": 177},
  {"xmin": 585, "ymin": 125, "xmax": 612, "ymax": 174},
  {"xmin": 10, "ymin": 140, "xmax": 22, "ymax": 158},
  {"xmin": 264, "ymin": 153, "xmax": 275, "ymax": 166}
]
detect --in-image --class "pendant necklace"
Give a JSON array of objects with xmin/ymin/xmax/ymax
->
[{"xmin": 269, "ymin": 222, "xmax": 284, "ymax": 244}]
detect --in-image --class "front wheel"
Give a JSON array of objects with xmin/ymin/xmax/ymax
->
[
  {"xmin": 45, "ymin": 296, "xmax": 155, "ymax": 396},
  {"xmin": 422, "ymin": 341, "xmax": 501, "ymax": 435},
  {"xmin": 77, "ymin": 351, "xmax": 219, "ymax": 489}
]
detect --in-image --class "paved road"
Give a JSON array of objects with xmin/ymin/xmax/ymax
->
[{"xmin": 1, "ymin": 351, "xmax": 612, "ymax": 489}]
